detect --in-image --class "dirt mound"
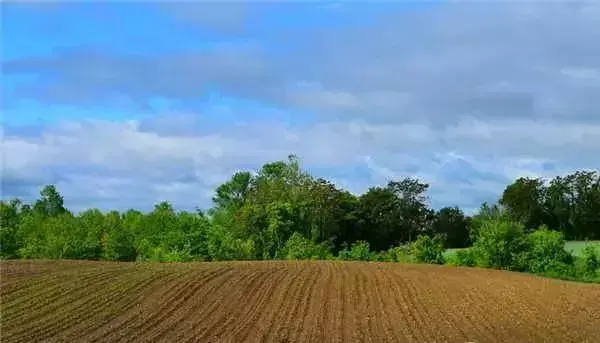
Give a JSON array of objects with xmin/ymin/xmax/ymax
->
[{"xmin": 1, "ymin": 260, "xmax": 599, "ymax": 342}]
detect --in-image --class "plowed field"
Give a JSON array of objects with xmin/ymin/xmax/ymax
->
[{"xmin": 1, "ymin": 260, "xmax": 599, "ymax": 343}]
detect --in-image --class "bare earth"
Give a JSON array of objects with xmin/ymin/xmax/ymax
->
[{"xmin": 1, "ymin": 260, "xmax": 599, "ymax": 343}]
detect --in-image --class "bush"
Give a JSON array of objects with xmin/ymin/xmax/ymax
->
[
  {"xmin": 541, "ymin": 261, "xmax": 576, "ymax": 279},
  {"xmin": 338, "ymin": 241, "xmax": 372, "ymax": 261},
  {"xmin": 576, "ymin": 244, "xmax": 599, "ymax": 278},
  {"xmin": 142, "ymin": 246, "xmax": 193, "ymax": 262},
  {"xmin": 410, "ymin": 235, "xmax": 445, "ymax": 264},
  {"xmin": 446, "ymin": 248, "xmax": 476, "ymax": 267},
  {"xmin": 526, "ymin": 227, "xmax": 573, "ymax": 274},
  {"xmin": 207, "ymin": 225, "xmax": 255, "ymax": 260},
  {"xmin": 384, "ymin": 245, "xmax": 413, "ymax": 263},
  {"xmin": 279, "ymin": 232, "xmax": 333, "ymax": 260},
  {"xmin": 350, "ymin": 241, "xmax": 372, "ymax": 261},
  {"xmin": 471, "ymin": 219, "xmax": 529, "ymax": 271},
  {"xmin": 370, "ymin": 251, "xmax": 391, "ymax": 262}
]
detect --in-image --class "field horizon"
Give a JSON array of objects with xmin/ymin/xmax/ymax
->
[{"xmin": 2, "ymin": 259, "xmax": 600, "ymax": 343}]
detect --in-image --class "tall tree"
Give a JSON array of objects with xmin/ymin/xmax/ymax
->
[
  {"xmin": 543, "ymin": 171, "xmax": 600, "ymax": 239},
  {"xmin": 432, "ymin": 206, "xmax": 470, "ymax": 248},
  {"xmin": 500, "ymin": 177, "xmax": 547, "ymax": 231},
  {"xmin": 387, "ymin": 178, "xmax": 434, "ymax": 243},
  {"xmin": 33, "ymin": 185, "xmax": 66, "ymax": 217},
  {"xmin": 356, "ymin": 186, "xmax": 399, "ymax": 251},
  {"xmin": 212, "ymin": 171, "xmax": 252, "ymax": 211}
]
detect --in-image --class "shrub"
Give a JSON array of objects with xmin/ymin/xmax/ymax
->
[
  {"xmin": 541, "ymin": 260, "xmax": 576, "ymax": 280},
  {"xmin": 471, "ymin": 219, "xmax": 529, "ymax": 271},
  {"xmin": 279, "ymin": 232, "xmax": 333, "ymax": 260},
  {"xmin": 386, "ymin": 245, "xmax": 413, "ymax": 263},
  {"xmin": 350, "ymin": 241, "xmax": 372, "ymax": 261},
  {"xmin": 370, "ymin": 251, "xmax": 391, "ymax": 262},
  {"xmin": 410, "ymin": 235, "xmax": 445, "ymax": 264},
  {"xmin": 206, "ymin": 224, "xmax": 255, "ymax": 260},
  {"xmin": 338, "ymin": 241, "xmax": 372, "ymax": 261},
  {"xmin": 526, "ymin": 227, "xmax": 573, "ymax": 274},
  {"xmin": 446, "ymin": 248, "xmax": 476, "ymax": 267},
  {"xmin": 576, "ymin": 244, "xmax": 599, "ymax": 278},
  {"xmin": 144, "ymin": 246, "xmax": 192, "ymax": 262}
]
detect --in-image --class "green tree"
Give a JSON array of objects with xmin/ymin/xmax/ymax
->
[
  {"xmin": 73, "ymin": 209, "xmax": 105, "ymax": 259},
  {"xmin": 432, "ymin": 206, "xmax": 470, "ymax": 248},
  {"xmin": 103, "ymin": 210, "xmax": 137, "ymax": 261},
  {"xmin": 542, "ymin": 171, "xmax": 600, "ymax": 240},
  {"xmin": 468, "ymin": 202, "xmax": 508, "ymax": 240},
  {"xmin": 0, "ymin": 199, "xmax": 23, "ymax": 258},
  {"xmin": 500, "ymin": 177, "xmax": 547, "ymax": 231},
  {"xmin": 19, "ymin": 212, "xmax": 90, "ymax": 259},
  {"xmin": 387, "ymin": 178, "xmax": 434, "ymax": 243},
  {"xmin": 33, "ymin": 185, "xmax": 67, "ymax": 217},
  {"xmin": 212, "ymin": 171, "xmax": 252, "ymax": 211},
  {"xmin": 356, "ymin": 186, "xmax": 399, "ymax": 250}
]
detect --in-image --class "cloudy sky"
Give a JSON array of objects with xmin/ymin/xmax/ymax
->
[{"xmin": 2, "ymin": 1, "xmax": 599, "ymax": 213}]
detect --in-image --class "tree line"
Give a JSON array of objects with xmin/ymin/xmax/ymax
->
[{"xmin": 1, "ymin": 155, "xmax": 599, "ymax": 281}]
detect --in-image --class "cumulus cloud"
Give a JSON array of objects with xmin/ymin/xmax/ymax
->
[{"xmin": 3, "ymin": 112, "xmax": 598, "ymax": 212}]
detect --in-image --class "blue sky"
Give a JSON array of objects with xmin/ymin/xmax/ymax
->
[{"xmin": 2, "ymin": 1, "xmax": 600, "ymax": 213}]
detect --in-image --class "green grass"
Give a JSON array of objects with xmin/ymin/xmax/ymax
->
[{"xmin": 444, "ymin": 241, "xmax": 600, "ymax": 258}]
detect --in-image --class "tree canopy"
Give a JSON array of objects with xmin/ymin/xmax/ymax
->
[{"xmin": 1, "ymin": 157, "xmax": 598, "ymax": 263}]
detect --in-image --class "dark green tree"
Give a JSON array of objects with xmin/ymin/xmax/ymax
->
[
  {"xmin": 432, "ymin": 206, "xmax": 470, "ymax": 248},
  {"xmin": 500, "ymin": 177, "xmax": 547, "ymax": 231}
]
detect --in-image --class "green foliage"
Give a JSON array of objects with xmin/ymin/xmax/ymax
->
[
  {"xmin": 355, "ymin": 179, "xmax": 433, "ymax": 251},
  {"xmin": 338, "ymin": 241, "xmax": 372, "ymax": 261},
  {"xmin": 279, "ymin": 232, "xmax": 333, "ymax": 260},
  {"xmin": 33, "ymin": 185, "xmax": 67, "ymax": 217},
  {"xmin": 2, "ymin": 160, "xmax": 598, "ymax": 285},
  {"xmin": 384, "ymin": 245, "xmax": 413, "ymax": 263},
  {"xmin": 468, "ymin": 202, "xmax": 508, "ymax": 241},
  {"xmin": 18, "ymin": 213, "xmax": 98, "ymax": 260},
  {"xmin": 445, "ymin": 248, "xmax": 476, "ymax": 267},
  {"xmin": 206, "ymin": 224, "xmax": 255, "ymax": 261},
  {"xmin": 0, "ymin": 200, "xmax": 23, "ymax": 258},
  {"xmin": 500, "ymin": 177, "xmax": 546, "ymax": 231},
  {"xmin": 471, "ymin": 219, "xmax": 529, "ymax": 271},
  {"xmin": 576, "ymin": 244, "xmax": 599, "ymax": 278},
  {"xmin": 525, "ymin": 227, "xmax": 572, "ymax": 274},
  {"xmin": 410, "ymin": 235, "xmax": 445, "ymax": 264},
  {"xmin": 432, "ymin": 207, "xmax": 470, "ymax": 248}
]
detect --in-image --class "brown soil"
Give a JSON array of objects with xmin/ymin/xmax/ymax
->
[{"xmin": 1, "ymin": 260, "xmax": 599, "ymax": 343}]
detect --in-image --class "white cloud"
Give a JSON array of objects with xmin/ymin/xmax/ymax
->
[
  {"xmin": 4, "ymin": 112, "xmax": 598, "ymax": 212},
  {"xmin": 3, "ymin": 2, "xmax": 600, "ymax": 212}
]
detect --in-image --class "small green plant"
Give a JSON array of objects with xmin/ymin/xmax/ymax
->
[{"xmin": 410, "ymin": 235, "xmax": 445, "ymax": 264}]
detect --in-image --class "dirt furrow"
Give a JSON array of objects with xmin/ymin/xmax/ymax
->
[
  {"xmin": 2, "ymin": 260, "xmax": 600, "ymax": 343},
  {"xmin": 122, "ymin": 267, "xmax": 233, "ymax": 342},
  {"xmin": 169, "ymin": 267, "xmax": 266, "ymax": 342},
  {"xmin": 221, "ymin": 264, "xmax": 295, "ymax": 342},
  {"xmin": 287, "ymin": 262, "xmax": 322, "ymax": 342}
]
